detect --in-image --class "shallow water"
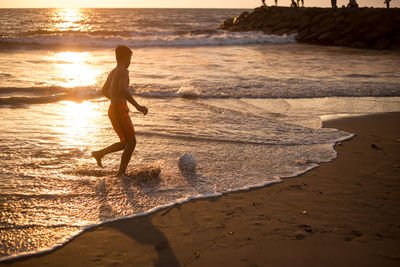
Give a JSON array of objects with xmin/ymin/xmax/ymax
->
[{"xmin": 0, "ymin": 8, "xmax": 400, "ymax": 260}]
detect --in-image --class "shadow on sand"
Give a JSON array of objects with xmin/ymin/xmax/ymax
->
[
  {"xmin": 96, "ymin": 176, "xmax": 180, "ymax": 267},
  {"xmin": 101, "ymin": 216, "xmax": 180, "ymax": 267}
]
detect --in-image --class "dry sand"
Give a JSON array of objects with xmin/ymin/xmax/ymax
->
[{"xmin": 3, "ymin": 112, "xmax": 400, "ymax": 267}]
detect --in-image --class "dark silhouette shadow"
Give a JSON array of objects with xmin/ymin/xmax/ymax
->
[
  {"xmin": 96, "ymin": 180, "xmax": 121, "ymax": 221},
  {"xmin": 110, "ymin": 177, "xmax": 180, "ymax": 267},
  {"xmin": 93, "ymin": 175, "xmax": 179, "ymax": 266},
  {"xmin": 102, "ymin": 216, "xmax": 180, "ymax": 267},
  {"xmin": 347, "ymin": 0, "xmax": 358, "ymax": 8}
]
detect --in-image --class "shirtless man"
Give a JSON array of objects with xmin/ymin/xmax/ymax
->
[{"xmin": 92, "ymin": 45, "xmax": 148, "ymax": 177}]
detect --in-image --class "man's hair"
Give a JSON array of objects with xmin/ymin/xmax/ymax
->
[{"xmin": 115, "ymin": 45, "xmax": 132, "ymax": 63}]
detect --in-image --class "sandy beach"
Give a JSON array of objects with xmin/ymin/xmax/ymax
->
[{"xmin": 3, "ymin": 112, "xmax": 400, "ymax": 267}]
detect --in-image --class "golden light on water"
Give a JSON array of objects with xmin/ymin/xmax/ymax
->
[
  {"xmin": 48, "ymin": 51, "xmax": 102, "ymax": 87},
  {"xmin": 47, "ymin": 9, "xmax": 102, "ymax": 87},
  {"xmin": 44, "ymin": 9, "xmax": 104, "ymax": 145},
  {"xmin": 57, "ymin": 101, "xmax": 100, "ymax": 146},
  {"xmin": 51, "ymin": 8, "xmax": 89, "ymax": 32}
]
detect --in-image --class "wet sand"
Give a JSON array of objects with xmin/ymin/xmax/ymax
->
[{"xmin": 3, "ymin": 112, "xmax": 400, "ymax": 267}]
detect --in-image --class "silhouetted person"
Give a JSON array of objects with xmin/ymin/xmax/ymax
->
[
  {"xmin": 347, "ymin": 0, "xmax": 358, "ymax": 8},
  {"xmin": 262, "ymin": 0, "xmax": 266, "ymax": 6},
  {"xmin": 92, "ymin": 45, "xmax": 148, "ymax": 177},
  {"xmin": 275, "ymin": 0, "xmax": 278, "ymax": 6},
  {"xmin": 291, "ymin": 0, "xmax": 298, "ymax": 7},
  {"xmin": 384, "ymin": 0, "xmax": 391, "ymax": 8},
  {"xmin": 297, "ymin": 0, "xmax": 304, "ymax": 7},
  {"xmin": 331, "ymin": 0, "xmax": 337, "ymax": 8}
]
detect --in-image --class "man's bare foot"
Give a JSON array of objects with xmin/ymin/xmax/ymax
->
[
  {"xmin": 91, "ymin": 151, "xmax": 103, "ymax": 168},
  {"xmin": 117, "ymin": 171, "xmax": 130, "ymax": 178}
]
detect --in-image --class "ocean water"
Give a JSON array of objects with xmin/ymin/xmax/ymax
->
[{"xmin": 0, "ymin": 8, "xmax": 400, "ymax": 261}]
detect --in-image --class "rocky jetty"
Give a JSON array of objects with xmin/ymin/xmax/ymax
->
[{"xmin": 220, "ymin": 7, "xmax": 400, "ymax": 49}]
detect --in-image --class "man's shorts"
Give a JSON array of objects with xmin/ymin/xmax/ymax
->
[{"xmin": 108, "ymin": 102, "xmax": 135, "ymax": 142}]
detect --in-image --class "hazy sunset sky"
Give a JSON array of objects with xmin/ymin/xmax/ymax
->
[{"xmin": 0, "ymin": 0, "xmax": 396, "ymax": 8}]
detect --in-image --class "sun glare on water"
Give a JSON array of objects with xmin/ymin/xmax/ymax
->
[
  {"xmin": 57, "ymin": 101, "xmax": 100, "ymax": 147},
  {"xmin": 47, "ymin": 51, "xmax": 102, "ymax": 88},
  {"xmin": 44, "ymin": 8, "xmax": 102, "ymax": 87},
  {"xmin": 51, "ymin": 8, "xmax": 89, "ymax": 32}
]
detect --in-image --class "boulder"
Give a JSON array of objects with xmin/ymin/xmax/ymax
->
[
  {"xmin": 262, "ymin": 28, "xmax": 274, "ymax": 34},
  {"xmin": 362, "ymin": 13, "xmax": 383, "ymax": 26},
  {"xmin": 394, "ymin": 32, "xmax": 400, "ymax": 44},
  {"xmin": 248, "ymin": 10, "xmax": 265, "ymax": 22},
  {"xmin": 275, "ymin": 28, "xmax": 295, "ymax": 36},
  {"xmin": 318, "ymin": 18, "xmax": 337, "ymax": 34},
  {"xmin": 334, "ymin": 14, "xmax": 346, "ymax": 24},
  {"xmin": 233, "ymin": 11, "xmax": 250, "ymax": 25},
  {"xmin": 318, "ymin": 31, "xmax": 334, "ymax": 43},
  {"xmin": 390, "ymin": 44, "xmax": 400, "ymax": 50},
  {"xmin": 334, "ymin": 34, "xmax": 355, "ymax": 46},
  {"xmin": 297, "ymin": 16, "xmax": 312, "ymax": 31},
  {"xmin": 252, "ymin": 20, "xmax": 265, "ymax": 29},
  {"xmin": 311, "ymin": 13, "xmax": 329, "ymax": 25},
  {"xmin": 220, "ymin": 18, "xmax": 234, "ymax": 29},
  {"xmin": 373, "ymin": 38, "xmax": 391, "ymax": 49},
  {"xmin": 348, "ymin": 14, "xmax": 368, "ymax": 32},
  {"xmin": 228, "ymin": 25, "xmax": 247, "ymax": 32},
  {"xmin": 302, "ymin": 31, "xmax": 320, "ymax": 43},
  {"xmin": 263, "ymin": 14, "xmax": 283, "ymax": 27},
  {"xmin": 355, "ymin": 26, "xmax": 372, "ymax": 41},
  {"xmin": 334, "ymin": 23, "xmax": 346, "ymax": 32},
  {"xmin": 329, "ymin": 31, "xmax": 345, "ymax": 42},
  {"xmin": 351, "ymin": 41, "xmax": 370, "ymax": 49},
  {"xmin": 272, "ymin": 21, "xmax": 293, "ymax": 32},
  {"xmin": 364, "ymin": 22, "xmax": 394, "ymax": 42},
  {"xmin": 305, "ymin": 8, "xmax": 324, "ymax": 17},
  {"xmin": 342, "ymin": 8, "xmax": 360, "ymax": 23},
  {"xmin": 295, "ymin": 29, "xmax": 310, "ymax": 42}
]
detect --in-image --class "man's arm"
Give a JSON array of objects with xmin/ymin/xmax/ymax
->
[
  {"xmin": 119, "ymin": 70, "xmax": 148, "ymax": 115},
  {"xmin": 101, "ymin": 71, "xmax": 113, "ymax": 99}
]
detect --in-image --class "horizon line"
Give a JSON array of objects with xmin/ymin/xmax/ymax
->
[{"xmin": 0, "ymin": 7, "xmax": 254, "ymax": 9}]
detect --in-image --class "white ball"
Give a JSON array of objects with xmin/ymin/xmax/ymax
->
[{"xmin": 178, "ymin": 153, "xmax": 196, "ymax": 172}]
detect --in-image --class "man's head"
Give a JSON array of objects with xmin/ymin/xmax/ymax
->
[{"xmin": 115, "ymin": 45, "xmax": 132, "ymax": 68}]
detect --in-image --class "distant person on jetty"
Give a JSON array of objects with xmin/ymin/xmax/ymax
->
[
  {"xmin": 262, "ymin": 0, "xmax": 266, "ymax": 6},
  {"xmin": 296, "ymin": 0, "xmax": 304, "ymax": 7},
  {"xmin": 92, "ymin": 45, "xmax": 148, "ymax": 177},
  {"xmin": 384, "ymin": 0, "xmax": 391, "ymax": 8},
  {"xmin": 275, "ymin": 0, "xmax": 278, "ymax": 6},
  {"xmin": 290, "ymin": 0, "xmax": 298, "ymax": 7},
  {"xmin": 347, "ymin": 0, "xmax": 358, "ymax": 8},
  {"xmin": 331, "ymin": 0, "xmax": 337, "ymax": 8}
]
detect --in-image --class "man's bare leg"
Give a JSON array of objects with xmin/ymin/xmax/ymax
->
[
  {"xmin": 92, "ymin": 142, "xmax": 126, "ymax": 167},
  {"xmin": 117, "ymin": 138, "xmax": 136, "ymax": 177}
]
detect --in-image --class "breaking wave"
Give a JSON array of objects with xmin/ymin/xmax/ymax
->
[
  {"xmin": 0, "ymin": 87, "xmax": 100, "ymax": 106},
  {"xmin": 0, "ymin": 30, "xmax": 296, "ymax": 50}
]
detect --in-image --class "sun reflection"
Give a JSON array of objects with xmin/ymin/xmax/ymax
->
[
  {"xmin": 48, "ymin": 51, "xmax": 101, "ymax": 87},
  {"xmin": 51, "ymin": 8, "xmax": 88, "ymax": 32},
  {"xmin": 57, "ymin": 101, "xmax": 100, "ymax": 146}
]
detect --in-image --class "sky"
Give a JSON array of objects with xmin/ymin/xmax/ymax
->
[{"xmin": 0, "ymin": 0, "xmax": 397, "ymax": 8}]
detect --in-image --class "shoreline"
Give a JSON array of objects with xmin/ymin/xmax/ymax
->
[{"xmin": 2, "ymin": 112, "xmax": 400, "ymax": 266}]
